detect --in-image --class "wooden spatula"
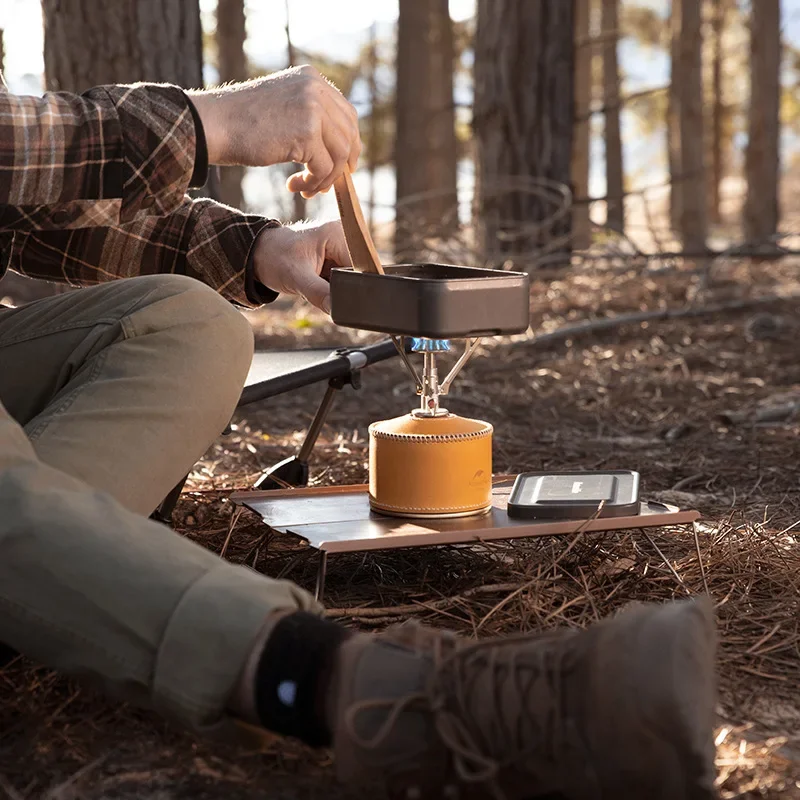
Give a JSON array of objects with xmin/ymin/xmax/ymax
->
[{"xmin": 333, "ymin": 168, "xmax": 384, "ymax": 275}]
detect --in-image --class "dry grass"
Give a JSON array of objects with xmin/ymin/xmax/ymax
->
[{"xmin": 3, "ymin": 254, "xmax": 800, "ymax": 798}]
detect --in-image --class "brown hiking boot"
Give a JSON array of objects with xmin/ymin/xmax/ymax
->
[{"xmin": 330, "ymin": 597, "xmax": 717, "ymax": 799}]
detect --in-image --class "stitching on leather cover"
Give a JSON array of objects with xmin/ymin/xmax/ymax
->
[
  {"xmin": 369, "ymin": 426, "xmax": 493, "ymax": 443},
  {"xmin": 369, "ymin": 498, "xmax": 492, "ymax": 512}
]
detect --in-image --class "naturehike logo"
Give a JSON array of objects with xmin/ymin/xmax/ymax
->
[
  {"xmin": 571, "ymin": 481, "xmax": 583, "ymax": 494},
  {"xmin": 470, "ymin": 469, "xmax": 489, "ymax": 486}
]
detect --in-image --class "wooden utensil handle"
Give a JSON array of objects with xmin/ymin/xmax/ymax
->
[{"xmin": 333, "ymin": 168, "xmax": 384, "ymax": 275}]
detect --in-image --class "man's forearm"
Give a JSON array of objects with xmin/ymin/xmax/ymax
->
[
  {"xmin": 0, "ymin": 84, "xmax": 205, "ymax": 229},
  {"xmin": 5, "ymin": 197, "xmax": 281, "ymax": 308},
  {"xmin": 0, "ymin": 66, "xmax": 362, "ymax": 238}
]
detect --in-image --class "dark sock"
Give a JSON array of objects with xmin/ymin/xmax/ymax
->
[{"xmin": 254, "ymin": 611, "xmax": 350, "ymax": 747}]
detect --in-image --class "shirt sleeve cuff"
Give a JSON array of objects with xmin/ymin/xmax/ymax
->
[
  {"xmin": 245, "ymin": 222, "xmax": 283, "ymax": 306},
  {"xmin": 184, "ymin": 94, "xmax": 210, "ymax": 189}
]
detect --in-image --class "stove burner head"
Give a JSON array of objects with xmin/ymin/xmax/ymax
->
[
  {"xmin": 392, "ymin": 336, "xmax": 483, "ymax": 418},
  {"xmin": 410, "ymin": 338, "xmax": 451, "ymax": 353}
]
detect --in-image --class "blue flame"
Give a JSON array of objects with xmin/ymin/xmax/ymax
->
[{"xmin": 410, "ymin": 338, "xmax": 451, "ymax": 352}]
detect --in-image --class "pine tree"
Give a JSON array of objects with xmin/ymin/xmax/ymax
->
[
  {"xmin": 473, "ymin": 0, "xmax": 575, "ymax": 264},
  {"xmin": 743, "ymin": 0, "xmax": 781, "ymax": 242},
  {"xmin": 602, "ymin": 0, "xmax": 624, "ymax": 232},
  {"xmin": 395, "ymin": 0, "xmax": 458, "ymax": 259},
  {"xmin": 668, "ymin": 0, "xmax": 707, "ymax": 251}
]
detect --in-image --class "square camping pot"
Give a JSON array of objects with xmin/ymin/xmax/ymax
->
[{"xmin": 329, "ymin": 263, "xmax": 531, "ymax": 339}]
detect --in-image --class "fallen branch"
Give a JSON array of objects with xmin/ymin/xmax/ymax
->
[
  {"xmin": 524, "ymin": 292, "xmax": 800, "ymax": 349},
  {"xmin": 535, "ymin": 247, "xmax": 799, "ymax": 270},
  {"xmin": 325, "ymin": 581, "xmax": 523, "ymax": 619}
]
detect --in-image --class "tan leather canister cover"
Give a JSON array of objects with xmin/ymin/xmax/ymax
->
[{"xmin": 368, "ymin": 413, "xmax": 493, "ymax": 516}]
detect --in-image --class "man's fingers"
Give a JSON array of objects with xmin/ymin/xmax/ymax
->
[
  {"xmin": 297, "ymin": 271, "xmax": 333, "ymax": 315},
  {"xmin": 320, "ymin": 257, "xmax": 338, "ymax": 280},
  {"xmin": 337, "ymin": 104, "xmax": 362, "ymax": 174},
  {"xmin": 348, "ymin": 135, "xmax": 362, "ymax": 174},
  {"xmin": 313, "ymin": 126, "xmax": 355, "ymax": 194},
  {"xmin": 311, "ymin": 100, "xmax": 361, "ymax": 190},
  {"xmin": 317, "ymin": 120, "xmax": 361, "ymax": 190},
  {"xmin": 320, "ymin": 221, "xmax": 352, "ymax": 268},
  {"xmin": 286, "ymin": 146, "xmax": 334, "ymax": 197},
  {"xmin": 287, "ymin": 133, "xmax": 359, "ymax": 197},
  {"xmin": 286, "ymin": 169, "xmax": 308, "ymax": 195},
  {"xmin": 286, "ymin": 97, "xmax": 361, "ymax": 197}
]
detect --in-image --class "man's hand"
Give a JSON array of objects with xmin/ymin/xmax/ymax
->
[
  {"xmin": 189, "ymin": 66, "xmax": 361, "ymax": 198},
  {"xmin": 252, "ymin": 220, "xmax": 351, "ymax": 314}
]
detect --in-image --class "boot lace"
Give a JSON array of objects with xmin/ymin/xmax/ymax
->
[{"xmin": 343, "ymin": 623, "xmax": 599, "ymax": 800}]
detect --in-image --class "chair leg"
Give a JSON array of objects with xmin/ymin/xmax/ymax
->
[
  {"xmin": 254, "ymin": 377, "xmax": 344, "ymax": 491},
  {"xmin": 150, "ymin": 474, "xmax": 189, "ymax": 524},
  {"xmin": 297, "ymin": 381, "xmax": 340, "ymax": 463}
]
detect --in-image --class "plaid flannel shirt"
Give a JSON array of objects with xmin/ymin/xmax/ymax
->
[{"xmin": 0, "ymin": 74, "xmax": 280, "ymax": 308}]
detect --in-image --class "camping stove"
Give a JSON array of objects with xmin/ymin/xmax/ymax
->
[
  {"xmin": 328, "ymin": 262, "xmax": 531, "ymax": 518},
  {"xmin": 368, "ymin": 337, "xmax": 494, "ymax": 518}
]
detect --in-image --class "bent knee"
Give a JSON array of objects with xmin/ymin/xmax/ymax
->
[
  {"xmin": 125, "ymin": 275, "xmax": 254, "ymax": 382},
  {"xmin": 184, "ymin": 283, "xmax": 254, "ymax": 362}
]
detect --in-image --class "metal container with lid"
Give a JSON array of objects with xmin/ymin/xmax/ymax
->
[{"xmin": 329, "ymin": 263, "xmax": 530, "ymax": 339}]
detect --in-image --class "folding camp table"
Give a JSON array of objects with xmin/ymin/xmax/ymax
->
[
  {"xmin": 232, "ymin": 481, "xmax": 700, "ymax": 602},
  {"xmin": 151, "ymin": 337, "xmax": 407, "ymax": 523}
]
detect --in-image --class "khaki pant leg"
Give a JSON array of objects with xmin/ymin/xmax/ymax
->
[
  {"xmin": 0, "ymin": 277, "xmax": 322, "ymax": 737},
  {"xmin": 0, "ymin": 398, "xmax": 321, "ymax": 735},
  {"xmin": 0, "ymin": 274, "xmax": 254, "ymax": 515}
]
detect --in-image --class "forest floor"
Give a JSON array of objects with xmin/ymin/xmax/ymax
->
[{"xmin": 3, "ymin": 253, "xmax": 800, "ymax": 798}]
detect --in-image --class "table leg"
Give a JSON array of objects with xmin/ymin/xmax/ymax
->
[
  {"xmin": 691, "ymin": 520, "xmax": 710, "ymax": 595},
  {"xmin": 315, "ymin": 551, "xmax": 328, "ymax": 603}
]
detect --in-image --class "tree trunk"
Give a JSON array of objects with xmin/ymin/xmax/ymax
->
[
  {"xmin": 571, "ymin": 0, "xmax": 592, "ymax": 249},
  {"xmin": 42, "ymin": 0, "xmax": 203, "ymax": 91},
  {"xmin": 41, "ymin": 0, "xmax": 211, "ymax": 201},
  {"xmin": 668, "ymin": 0, "xmax": 707, "ymax": 252},
  {"xmin": 668, "ymin": 12, "xmax": 681, "ymax": 234},
  {"xmin": 214, "ymin": 0, "xmax": 247, "ymax": 210},
  {"xmin": 367, "ymin": 21, "xmax": 379, "ymax": 236},
  {"xmin": 601, "ymin": 0, "xmax": 624, "ymax": 232},
  {"xmin": 708, "ymin": 0, "xmax": 725, "ymax": 226},
  {"xmin": 284, "ymin": 0, "xmax": 306, "ymax": 222},
  {"xmin": 473, "ymin": 0, "xmax": 575, "ymax": 264},
  {"xmin": 743, "ymin": 0, "xmax": 781, "ymax": 242},
  {"xmin": 395, "ymin": 0, "xmax": 458, "ymax": 260}
]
